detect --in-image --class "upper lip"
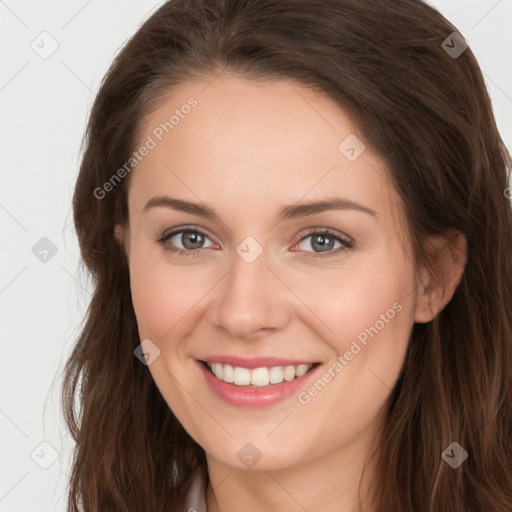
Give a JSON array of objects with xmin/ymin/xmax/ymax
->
[{"xmin": 199, "ymin": 355, "xmax": 319, "ymax": 369}]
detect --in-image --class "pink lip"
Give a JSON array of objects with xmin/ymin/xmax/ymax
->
[
  {"xmin": 196, "ymin": 359, "xmax": 322, "ymax": 408},
  {"xmin": 200, "ymin": 355, "xmax": 318, "ymax": 369}
]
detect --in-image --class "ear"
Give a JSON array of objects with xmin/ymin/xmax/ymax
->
[
  {"xmin": 114, "ymin": 223, "xmax": 130, "ymax": 262},
  {"xmin": 414, "ymin": 230, "xmax": 467, "ymax": 323},
  {"xmin": 114, "ymin": 223, "xmax": 124, "ymax": 244}
]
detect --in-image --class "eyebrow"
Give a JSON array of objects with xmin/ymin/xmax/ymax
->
[{"xmin": 143, "ymin": 196, "xmax": 378, "ymax": 221}]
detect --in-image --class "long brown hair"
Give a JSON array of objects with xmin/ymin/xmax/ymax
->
[{"xmin": 62, "ymin": 0, "xmax": 512, "ymax": 510}]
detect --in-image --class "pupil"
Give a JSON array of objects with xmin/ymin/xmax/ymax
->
[
  {"xmin": 312, "ymin": 234, "xmax": 334, "ymax": 252},
  {"xmin": 183, "ymin": 231, "xmax": 204, "ymax": 249}
]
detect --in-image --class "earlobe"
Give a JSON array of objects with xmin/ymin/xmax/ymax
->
[
  {"xmin": 414, "ymin": 264, "xmax": 436, "ymax": 323},
  {"xmin": 414, "ymin": 231, "xmax": 467, "ymax": 323},
  {"xmin": 114, "ymin": 223, "xmax": 124, "ymax": 244},
  {"xmin": 114, "ymin": 222, "xmax": 130, "ymax": 264}
]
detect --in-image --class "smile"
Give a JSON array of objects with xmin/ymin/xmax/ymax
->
[{"xmin": 205, "ymin": 361, "xmax": 315, "ymax": 387}]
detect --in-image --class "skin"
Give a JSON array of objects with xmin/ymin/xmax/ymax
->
[{"xmin": 115, "ymin": 74, "xmax": 467, "ymax": 511}]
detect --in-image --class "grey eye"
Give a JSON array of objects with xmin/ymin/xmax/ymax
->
[
  {"xmin": 298, "ymin": 233, "xmax": 342, "ymax": 253},
  {"xmin": 167, "ymin": 230, "xmax": 213, "ymax": 250}
]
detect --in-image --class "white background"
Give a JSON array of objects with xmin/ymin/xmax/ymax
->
[{"xmin": 1, "ymin": 1, "xmax": 511, "ymax": 510}]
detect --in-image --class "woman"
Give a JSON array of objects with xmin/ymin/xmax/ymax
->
[{"xmin": 62, "ymin": 0, "xmax": 512, "ymax": 510}]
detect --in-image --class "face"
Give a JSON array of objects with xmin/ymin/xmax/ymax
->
[{"xmin": 120, "ymin": 74, "xmax": 422, "ymax": 472}]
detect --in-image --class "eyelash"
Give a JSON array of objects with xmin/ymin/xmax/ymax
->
[{"xmin": 155, "ymin": 226, "xmax": 355, "ymax": 259}]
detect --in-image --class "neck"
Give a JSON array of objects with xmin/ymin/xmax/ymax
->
[{"xmin": 205, "ymin": 434, "xmax": 378, "ymax": 512}]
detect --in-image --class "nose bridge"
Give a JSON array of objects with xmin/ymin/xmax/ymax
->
[{"xmin": 212, "ymin": 241, "xmax": 291, "ymax": 337}]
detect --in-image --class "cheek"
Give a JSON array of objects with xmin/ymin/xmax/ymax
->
[
  {"xmin": 287, "ymin": 260, "xmax": 415, "ymax": 447},
  {"xmin": 297, "ymin": 254, "xmax": 416, "ymax": 370},
  {"xmin": 129, "ymin": 251, "xmax": 202, "ymax": 340}
]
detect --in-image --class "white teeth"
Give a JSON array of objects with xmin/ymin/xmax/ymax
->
[
  {"xmin": 206, "ymin": 362, "xmax": 314, "ymax": 387},
  {"xmin": 295, "ymin": 364, "xmax": 309, "ymax": 377},
  {"xmin": 233, "ymin": 366, "xmax": 251, "ymax": 385},
  {"xmin": 283, "ymin": 365, "xmax": 296, "ymax": 381},
  {"xmin": 212, "ymin": 363, "xmax": 224, "ymax": 380},
  {"xmin": 250, "ymin": 367, "xmax": 269, "ymax": 386},
  {"xmin": 223, "ymin": 364, "xmax": 234, "ymax": 383},
  {"xmin": 269, "ymin": 366, "xmax": 283, "ymax": 384}
]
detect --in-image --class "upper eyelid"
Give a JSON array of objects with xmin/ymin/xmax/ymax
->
[
  {"xmin": 161, "ymin": 227, "xmax": 216, "ymax": 246},
  {"xmin": 299, "ymin": 227, "xmax": 352, "ymax": 243},
  {"xmin": 161, "ymin": 225, "xmax": 213, "ymax": 239}
]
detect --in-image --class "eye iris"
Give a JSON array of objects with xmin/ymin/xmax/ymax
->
[
  {"xmin": 311, "ymin": 234, "xmax": 335, "ymax": 252},
  {"xmin": 182, "ymin": 230, "xmax": 204, "ymax": 250}
]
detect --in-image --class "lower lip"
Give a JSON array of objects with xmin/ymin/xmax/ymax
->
[{"xmin": 196, "ymin": 360, "xmax": 321, "ymax": 408}]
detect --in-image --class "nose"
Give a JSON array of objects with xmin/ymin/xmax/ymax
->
[{"xmin": 209, "ymin": 247, "xmax": 292, "ymax": 340}]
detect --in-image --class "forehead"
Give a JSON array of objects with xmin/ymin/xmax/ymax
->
[
  {"xmin": 136, "ymin": 74, "xmax": 357, "ymax": 164},
  {"xmin": 128, "ymin": 74, "xmax": 396, "ymax": 222}
]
